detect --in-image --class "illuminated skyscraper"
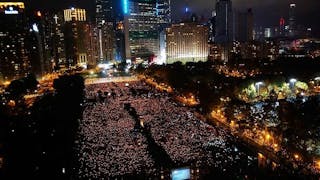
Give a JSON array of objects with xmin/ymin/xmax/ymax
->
[
  {"xmin": 51, "ymin": 13, "xmax": 67, "ymax": 68},
  {"xmin": 63, "ymin": 8, "xmax": 93, "ymax": 68},
  {"xmin": 215, "ymin": 0, "xmax": 233, "ymax": 44},
  {"xmin": 38, "ymin": 12, "xmax": 69, "ymax": 69},
  {"xmin": 157, "ymin": 0, "xmax": 171, "ymax": 29},
  {"xmin": 288, "ymin": 3, "xmax": 296, "ymax": 37},
  {"xmin": 156, "ymin": 0, "xmax": 171, "ymax": 64},
  {"xmin": 95, "ymin": 0, "xmax": 115, "ymax": 63},
  {"xmin": 166, "ymin": 23, "xmax": 209, "ymax": 64},
  {"xmin": 208, "ymin": 11, "xmax": 216, "ymax": 44},
  {"xmin": 96, "ymin": 0, "xmax": 113, "ymax": 25},
  {"xmin": 124, "ymin": 0, "xmax": 160, "ymax": 60},
  {"xmin": 64, "ymin": 8, "xmax": 86, "ymax": 22},
  {"xmin": 27, "ymin": 11, "xmax": 51, "ymax": 77},
  {"xmin": 0, "ymin": 2, "xmax": 29, "ymax": 82}
]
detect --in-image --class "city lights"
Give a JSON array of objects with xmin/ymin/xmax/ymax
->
[
  {"xmin": 166, "ymin": 23, "xmax": 209, "ymax": 64},
  {"xmin": 123, "ymin": 0, "xmax": 128, "ymax": 14},
  {"xmin": 4, "ymin": 6, "xmax": 19, "ymax": 14},
  {"xmin": 290, "ymin": 78, "xmax": 297, "ymax": 84},
  {"xmin": 36, "ymin": 11, "xmax": 42, "ymax": 17},
  {"xmin": 265, "ymin": 134, "xmax": 271, "ymax": 141},
  {"xmin": 32, "ymin": 23, "xmax": 39, "ymax": 32},
  {"xmin": 0, "ymin": 0, "xmax": 320, "ymax": 179},
  {"xmin": 0, "ymin": 2, "xmax": 25, "ymax": 9},
  {"xmin": 316, "ymin": 160, "xmax": 320, "ymax": 170},
  {"xmin": 255, "ymin": 82, "xmax": 264, "ymax": 95}
]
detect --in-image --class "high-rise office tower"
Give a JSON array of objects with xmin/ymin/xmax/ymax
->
[
  {"xmin": 215, "ymin": 0, "xmax": 233, "ymax": 44},
  {"xmin": 166, "ymin": 23, "xmax": 209, "ymax": 64},
  {"xmin": 96, "ymin": 0, "xmax": 113, "ymax": 25},
  {"xmin": 63, "ymin": 8, "xmax": 92, "ymax": 68},
  {"xmin": 27, "ymin": 11, "xmax": 50, "ymax": 78},
  {"xmin": 34, "ymin": 12, "xmax": 68, "ymax": 70},
  {"xmin": 51, "ymin": 12, "xmax": 67, "ymax": 69},
  {"xmin": 124, "ymin": 0, "xmax": 160, "ymax": 60},
  {"xmin": 157, "ymin": 0, "xmax": 171, "ymax": 64},
  {"xmin": 208, "ymin": 11, "xmax": 217, "ymax": 44},
  {"xmin": 95, "ymin": 0, "xmax": 115, "ymax": 63},
  {"xmin": 35, "ymin": 12, "xmax": 55, "ymax": 72},
  {"xmin": 234, "ymin": 8, "xmax": 253, "ymax": 42},
  {"xmin": 0, "ymin": 2, "xmax": 30, "ymax": 82},
  {"xmin": 289, "ymin": 3, "xmax": 296, "ymax": 37},
  {"xmin": 86, "ymin": 23, "xmax": 99, "ymax": 68},
  {"xmin": 157, "ymin": 0, "xmax": 171, "ymax": 29}
]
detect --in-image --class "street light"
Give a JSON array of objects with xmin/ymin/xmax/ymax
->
[
  {"xmin": 294, "ymin": 154, "xmax": 300, "ymax": 160},
  {"xmin": 255, "ymin": 82, "xmax": 264, "ymax": 96},
  {"xmin": 316, "ymin": 160, "xmax": 320, "ymax": 170},
  {"xmin": 289, "ymin": 78, "xmax": 297, "ymax": 93},
  {"xmin": 265, "ymin": 134, "xmax": 271, "ymax": 141},
  {"xmin": 290, "ymin": 78, "xmax": 297, "ymax": 83}
]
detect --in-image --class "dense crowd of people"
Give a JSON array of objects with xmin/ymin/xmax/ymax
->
[
  {"xmin": 78, "ymin": 83, "xmax": 156, "ymax": 178},
  {"xmin": 77, "ymin": 81, "xmax": 253, "ymax": 178}
]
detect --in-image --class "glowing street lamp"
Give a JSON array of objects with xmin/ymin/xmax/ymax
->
[
  {"xmin": 290, "ymin": 78, "xmax": 297, "ymax": 86},
  {"xmin": 289, "ymin": 79, "xmax": 297, "ymax": 93},
  {"xmin": 255, "ymin": 82, "xmax": 264, "ymax": 96},
  {"xmin": 290, "ymin": 78, "xmax": 297, "ymax": 83},
  {"xmin": 316, "ymin": 160, "xmax": 320, "ymax": 170},
  {"xmin": 265, "ymin": 134, "xmax": 271, "ymax": 141}
]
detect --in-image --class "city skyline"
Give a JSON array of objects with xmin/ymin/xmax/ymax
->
[
  {"xmin": 1, "ymin": 0, "xmax": 320, "ymax": 179},
  {"xmin": 0, "ymin": 0, "xmax": 318, "ymax": 82},
  {"xmin": 27, "ymin": 0, "xmax": 320, "ymax": 30}
]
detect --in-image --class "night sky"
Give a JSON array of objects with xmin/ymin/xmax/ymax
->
[{"xmin": 27, "ymin": 0, "xmax": 320, "ymax": 30}]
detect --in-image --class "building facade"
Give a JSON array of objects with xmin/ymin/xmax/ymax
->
[
  {"xmin": 51, "ymin": 12, "xmax": 67, "ymax": 69},
  {"xmin": 126, "ymin": 0, "xmax": 160, "ymax": 60},
  {"xmin": 96, "ymin": 0, "xmax": 113, "ymax": 25},
  {"xmin": 234, "ymin": 8, "xmax": 253, "ymax": 42},
  {"xmin": 63, "ymin": 8, "xmax": 86, "ymax": 22},
  {"xmin": 215, "ymin": 0, "xmax": 233, "ymax": 44},
  {"xmin": 208, "ymin": 11, "xmax": 217, "ymax": 44},
  {"xmin": 157, "ymin": 0, "xmax": 171, "ymax": 29},
  {"xmin": 0, "ymin": 2, "xmax": 30, "ymax": 82},
  {"xmin": 95, "ymin": 0, "xmax": 115, "ymax": 63},
  {"xmin": 288, "ymin": 3, "xmax": 296, "ymax": 37},
  {"xmin": 166, "ymin": 23, "xmax": 209, "ymax": 64},
  {"xmin": 63, "ymin": 8, "xmax": 93, "ymax": 68},
  {"xmin": 27, "ymin": 11, "xmax": 50, "ymax": 78}
]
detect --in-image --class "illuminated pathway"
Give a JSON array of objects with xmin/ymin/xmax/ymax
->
[{"xmin": 85, "ymin": 76, "xmax": 138, "ymax": 85}]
